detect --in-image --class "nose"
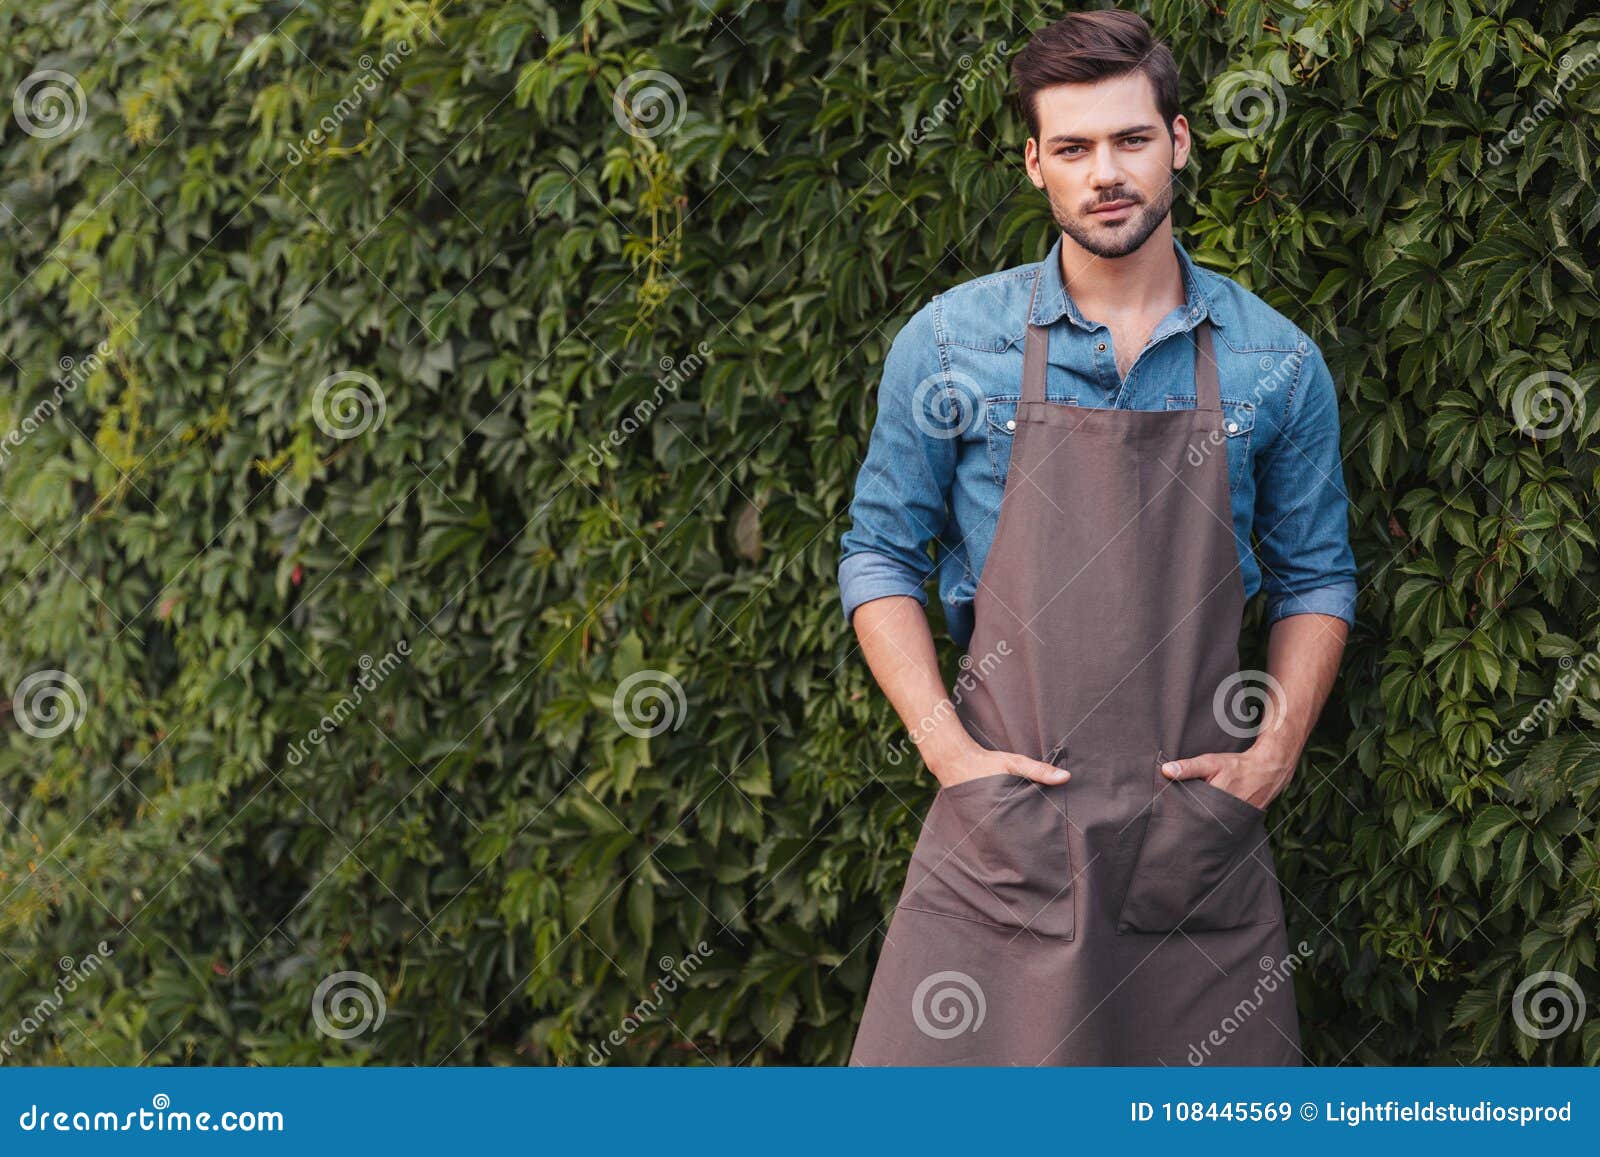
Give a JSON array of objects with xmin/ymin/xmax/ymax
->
[{"xmin": 1089, "ymin": 141, "xmax": 1122, "ymax": 188}]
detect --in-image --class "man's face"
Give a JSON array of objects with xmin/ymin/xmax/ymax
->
[{"xmin": 1026, "ymin": 72, "xmax": 1189, "ymax": 259}]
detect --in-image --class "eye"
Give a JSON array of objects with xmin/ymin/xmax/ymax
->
[
  {"xmin": 1121, "ymin": 135, "xmax": 1149, "ymax": 146},
  {"xmin": 1056, "ymin": 145, "xmax": 1084, "ymax": 157}
]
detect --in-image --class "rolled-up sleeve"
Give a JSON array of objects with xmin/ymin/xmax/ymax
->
[
  {"xmin": 838, "ymin": 303, "xmax": 955, "ymax": 628},
  {"xmin": 1253, "ymin": 343, "xmax": 1358, "ymax": 628}
]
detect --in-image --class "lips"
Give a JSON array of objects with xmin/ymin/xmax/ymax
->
[{"xmin": 1090, "ymin": 199, "xmax": 1135, "ymax": 214}]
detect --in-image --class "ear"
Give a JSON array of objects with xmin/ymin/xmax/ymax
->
[
  {"xmin": 1170, "ymin": 113, "xmax": 1191, "ymax": 172},
  {"xmin": 1023, "ymin": 136, "xmax": 1045, "ymax": 190}
]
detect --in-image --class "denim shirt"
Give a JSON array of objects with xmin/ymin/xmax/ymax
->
[{"xmin": 837, "ymin": 233, "xmax": 1358, "ymax": 651}]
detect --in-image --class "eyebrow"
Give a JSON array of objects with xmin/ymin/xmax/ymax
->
[{"xmin": 1043, "ymin": 125, "xmax": 1159, "ymax": 145}]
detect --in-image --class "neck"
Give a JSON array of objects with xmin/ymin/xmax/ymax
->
[{"xmin": 1058, "ymin": 220, "xmax": 1183, "ymax": 321}]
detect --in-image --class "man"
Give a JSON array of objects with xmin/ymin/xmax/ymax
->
[{"xmin": 838, "ymin": 10, "xmax": 1355, "ymax": 1065}]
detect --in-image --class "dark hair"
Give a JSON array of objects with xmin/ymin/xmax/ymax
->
[{"xmin": 1011, "ymin": 9, "xmax": 1180, "ymax": 141}]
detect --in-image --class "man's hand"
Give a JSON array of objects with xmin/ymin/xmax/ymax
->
[
  {"xmin": 849, "ymin": 596, "xmax": 1071, "ymax": 792},
  {"xmin": 928, "ymin": 741, "xmax": 1071, "ymax": 790},
  {"xmin": 1159, "ymin": 611, "xmax": 1350, "ymax": 811},
  {"xmin": 1159, "ymin": 746, "xmax": 1293, "ymax": 811}
]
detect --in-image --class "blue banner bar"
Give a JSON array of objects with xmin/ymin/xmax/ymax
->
[{"xmin": 1, "ymin": 1067, "xmax": 1592, "ymax": 1154}]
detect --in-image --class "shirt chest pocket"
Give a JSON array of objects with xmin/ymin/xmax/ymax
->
[
  {"xmin": 983, "ymin": 394, "xmax": 1077, "ymax": 486},
  {"xmin": 1165, "ymin": 394, "xmax": 1255, "ymax": 494}
]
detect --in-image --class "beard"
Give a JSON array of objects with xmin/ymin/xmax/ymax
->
[{"xmin": 1050, "ymin": 174, "xmax": 1175, "ymax": 259}]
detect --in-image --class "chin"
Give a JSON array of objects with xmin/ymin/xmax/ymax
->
[{"xmin": 1069, "ymin": 225, "xmax": 1150, "ymax": 259}]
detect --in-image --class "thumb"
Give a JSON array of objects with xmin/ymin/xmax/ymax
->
[
  {"xmin": 1160, "ymin": 752, "xmax": 1219, "ymax": 781},
  {"xmin": 1017, "ymin": 755, "xmax": 1071, "ymax": 785}
]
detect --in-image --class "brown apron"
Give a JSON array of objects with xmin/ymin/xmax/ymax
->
[{"xmin": 850, "ymin": 264, "xmax": 1303, "ymax": 1066}]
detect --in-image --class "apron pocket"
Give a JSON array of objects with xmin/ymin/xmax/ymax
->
[
  {"xmin": 1116, "ymin": 777, "xmax": 1276, "ymax": 935},
  {"xmin": 896, "ymin": 773, "xmax": 1074, "ymax": 940}
]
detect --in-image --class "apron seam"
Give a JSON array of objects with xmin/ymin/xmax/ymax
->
[{"xmin": 894, "ymin": 902, "xmax": 1077, "ymax": 941}]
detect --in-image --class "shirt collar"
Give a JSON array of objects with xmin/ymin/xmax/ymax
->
[{"xmin": 1029, "ymin": 232, "xmax": 1224, "ymax": 333}]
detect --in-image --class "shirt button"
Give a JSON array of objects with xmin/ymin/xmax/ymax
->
[
  {"xmin": 1096, "ymin": 342, "xmax": 1106, "ymax": 351},
  {"xmin": 1005, "ymin": 419, "xmax": 1016, "ymax": 430},
  {"xmin": 1226, "ymin": 421, "xmax": 1239, "ymax": 433}
]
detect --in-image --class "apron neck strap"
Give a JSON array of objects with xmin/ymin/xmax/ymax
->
[
  {"xmin": 1193, "ymin": 320, "xmax": 1220, "ymax": 411},
  {"xmin": 1022, "ymin": 267, "xmax": 1222, "ymax": 412},
  {"xmin": 1021, "ymin": 266, "xmax": 1048, "ymax": 405}
]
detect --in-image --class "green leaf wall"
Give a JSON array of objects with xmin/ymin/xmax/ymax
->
[{"xmin": 1, "ymin": 0, "xmax": 1597, "ymax": 1065}]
